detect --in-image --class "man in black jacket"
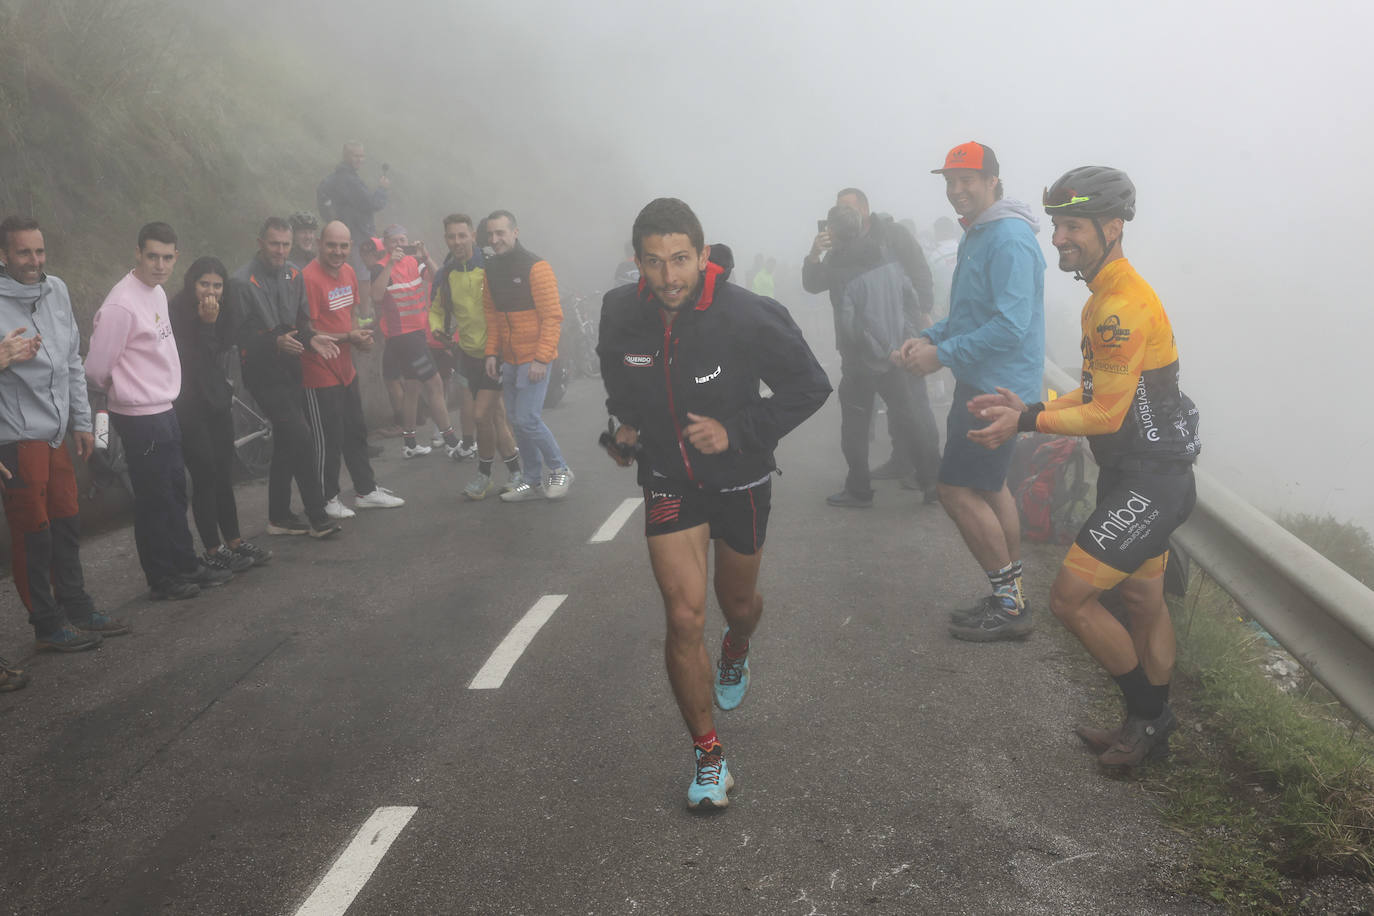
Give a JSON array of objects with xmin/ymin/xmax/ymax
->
[
  {"xmin": 317, "ymin": 141, "xmax": 389, "ymax": 313},
  {"xmin": 803, "ymin": 189, "xmax": 943, "ymax": 507},
  {"xmin": 233, "ymin": 217, "xmax": 341, "ymax": 539},
  {"xmin": 598, "ymin": 198, "xmax": 831, "ymax": 810}
]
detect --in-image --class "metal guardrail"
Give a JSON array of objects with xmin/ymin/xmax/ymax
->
[{"xmin": 1043, "ymin": 363, "xmax": 1374, "ymax": 731}]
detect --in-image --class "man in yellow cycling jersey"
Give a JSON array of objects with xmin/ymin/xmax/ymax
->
[{"xmin": 967, "ymin": 167, "xmax": 1201, "ymax": 767}]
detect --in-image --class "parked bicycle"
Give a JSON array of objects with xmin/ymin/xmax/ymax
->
[{"xmin": 84, "ymin": 386, "xmax": 273, "ymax": 501}]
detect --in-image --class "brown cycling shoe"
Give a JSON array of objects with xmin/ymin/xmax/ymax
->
[
  {"xmin": 1098, "ymin": 704, "xmax": 1177, "ymax": 768},
  {"xmin": 1075, "ymin": 720, "xmax": 1124, "ymax": 754}
]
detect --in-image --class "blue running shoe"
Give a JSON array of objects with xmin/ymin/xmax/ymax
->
[
  {"xmin": 714, "ymin": 630, "xmax": 750, "ymax": 710},
  {"xmin": 687, "ymin": 744, "xmax": 734, "ymax": 810}
]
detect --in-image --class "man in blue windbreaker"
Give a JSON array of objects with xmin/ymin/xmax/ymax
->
[{"xmin": 900, "ymin": 142, "xmax": 1046, "ymax": 642}]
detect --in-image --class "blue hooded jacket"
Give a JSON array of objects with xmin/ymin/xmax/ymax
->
[{"xmin": 922, "ymin": 198, "xmax": 1045, "ymax": 402}]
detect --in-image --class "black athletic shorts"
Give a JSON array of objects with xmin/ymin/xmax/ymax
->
[
  {"xmin": 1064, "ymin": 464, "xmax": 1196, "ymax": 588},
  {"xmin": 382, "ymin": 330, "xmax": 438, "ymax": 382},
  {"xmin": 459, "ymin": 348, "xmax": 501, "ymax": 393},
  {"xmin": 643, "ymin": 480, "xmax": 772, "ymax": 556},
  {"xmin": 431, "ymin": 345, "xmax": 456, "ymax": 379}
]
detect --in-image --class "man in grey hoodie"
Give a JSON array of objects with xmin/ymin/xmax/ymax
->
[{"xmin": 0, "ymin": 217, "xmax": 129, "ymax": 654}]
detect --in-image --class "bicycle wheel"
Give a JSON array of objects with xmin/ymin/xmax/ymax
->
[
  {"xmin": 543, "ymin": 358, "xmax": 569, "ymax": 408},
  {"xmin": 232, "ymin": 398, "xmax": 273, "ymax": 478}
]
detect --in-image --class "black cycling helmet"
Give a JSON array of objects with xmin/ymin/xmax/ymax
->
[
  {"xmin": 1043, "ymin": 167, "xmax": 1136, "ymax": 222},
  {"xmin": 289, "ymin": 210, "xmax": 320, "ymax": 232}
]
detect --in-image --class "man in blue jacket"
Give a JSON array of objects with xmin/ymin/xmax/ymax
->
[
  {"xmin": 0, "ymin": 217, "xmax": 129, "ymax": 656},
  {"xmin": 901, "ymin": 142, "xmax": 1046, "ymax": 642}
]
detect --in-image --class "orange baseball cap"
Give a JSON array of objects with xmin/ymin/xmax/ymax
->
[{"xmin": 932, "ymin": 141, "xmax": 1000, "ymax": 176}]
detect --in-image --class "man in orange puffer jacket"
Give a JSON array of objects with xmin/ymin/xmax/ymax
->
[{"xmin": 481, "ymin": 210, "xmax": 573, "ymax": 502}]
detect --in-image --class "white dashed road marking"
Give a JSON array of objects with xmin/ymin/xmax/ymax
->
[
  {"xmin": 293, "ymin": 806, "xmax": 418, "ymax": 916},
  {"xmin": 469, "ymin": 594, "xmax": 568, "ymax": 689},
  {"xmin": 589, "ymin": 497, "xmax": 643, "ymax": 543}
]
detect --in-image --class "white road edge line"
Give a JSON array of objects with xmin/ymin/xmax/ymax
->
[
  {"xmin": 469, "ymin": 594, "xmax": 568, "ymax": 689},
  {"xmin": 293, "ymin": 806, "xmax": 418, "ymax": 916},
  {"xmin": 589, "ymin": 497, "xmax": 643, "ymax": 544}
]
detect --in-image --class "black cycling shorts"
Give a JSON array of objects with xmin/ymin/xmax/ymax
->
[
  {"xmin": 1064, "ymin": 464, "xmax": 1196, "ymax": 588},
  {"xmin": 459, "ymin": 349, "xmax": 502, "ymax": 393},
  {"xmin": 643, "ymin": 480, "xmax": 772, "ymax": 556},
  {"xmin": 382, "ymin": 330, "xmax": 438, "ymax": 382}
]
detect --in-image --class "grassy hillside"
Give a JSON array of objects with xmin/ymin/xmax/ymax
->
[{"xmin": 0, "ymin": 0, "xmax": 636, "ymax": 327}]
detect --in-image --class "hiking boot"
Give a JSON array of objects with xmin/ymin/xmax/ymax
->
[
  {"xmin": 826, "ymin": 489, "xmax": 873, "ymax": 509},
  {"xmin": 204, "ymin": 545, "xmax": 253, "ymax": 573},
  {"xmin": 871, "ymin": 457, "xmax": 912, "ymax": 480},
  {"xmin": 1098, "ymin": 705, "xmax": 1178, "ymax": 768},
  {"xmin": 36, "ymin": 624, "xmax": 103, "ymax": 651},
  {"xmin": 267, "ymin": 515, "xmax": 310, "ymax": 536},
  {"xmin": 71, "ymin": 611, "xmax": 131, "ymax": 637},
  {"xmin": 151, "ymin": 578, "xmax": 200, "ymax": 601},
  {"xmin": 463, "ymin": 473, "xmax": 494, "ymax": 501},
  {"xmin": 183, "ymin": 561, "xmax": 233, "ymax": 589},
  {"xmin": 951, "ymin": 596, "xmax": 1032, "ymax": 624},
  {"xmin": 687, "ymin": 743, "xmax": 734, "ymax": 810},
  {"xmin": 949, "ymin": 599, "xmax": 1033, "ymax": 642},
  {"xmin": 355, "ymin": 488, "xmax": 404, "ymax": 509},
  {"xmin": 0, "ymin": 656, "xmax": 28, "ymax": 692},
  {"xmin": 324, "ymin": 496, "xmax": 356, "ymax": 519},
  {"xmin": 231, "ymin": 540, "xmax": 273, "ymax": 566}
]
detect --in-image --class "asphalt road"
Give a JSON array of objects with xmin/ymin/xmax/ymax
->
[{"xmin": 0, "ymin": 310, "xmax": 1213, "ymax": 915}]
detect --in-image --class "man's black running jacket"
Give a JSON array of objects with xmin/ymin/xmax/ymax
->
[{"xmin": 598, "ymin": 260, "xmax": 831, "ymax": 491}]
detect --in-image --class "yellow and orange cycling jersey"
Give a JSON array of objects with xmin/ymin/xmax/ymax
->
[{"xmin": 1035, "ymin": 258, "xmax": 1200, "ymax": 470}]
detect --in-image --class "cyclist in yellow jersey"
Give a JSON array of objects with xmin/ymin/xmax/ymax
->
[{"xmin": 966, "ymin": 167, "xmax": 1201, "ymax": 768}]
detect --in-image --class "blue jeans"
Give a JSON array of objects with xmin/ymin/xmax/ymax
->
[{"xmin": 501, "ymin": 362, "xmax": 566, "ymax": 485}]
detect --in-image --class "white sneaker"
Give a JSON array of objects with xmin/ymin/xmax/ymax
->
[
  {"xmin": 324, "ymin": 496, "xmax": 356, "ymax": 519},
  {"xmin": 431, "ymin": 429, "xmax": 445, "ymax": 447},
  {"xmin": 500, "ymin": 481, "xmax": 544, "ymax": 502},
  {"xmin": 544, "ymin": 466, "xmax": 574, "ymax": 500},
  {"xmin": 355, "ymin": 488, "xmax": 405, "ymax": 509},
  {"xmin": 403, "ymin": 443, "xmax": 433, "ymax": 459}
]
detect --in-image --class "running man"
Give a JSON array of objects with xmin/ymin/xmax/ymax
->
[
  {"xmin": 967, "ymin": 167, "xmax": 1200, "ymax": 767},
  {"xmin": 598, "ymin": 198, "xmax": 831, "ymax": 809}
]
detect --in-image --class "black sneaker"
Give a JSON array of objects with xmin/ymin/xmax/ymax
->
[
  {"xmin": 948, "ymin": 599, "xmax": 1033, "ymax": 642},
  {"xmin": 950, "ymin": 594, "xmax": 1002, "ymax": 624},
  {"xmin": 267, "ymin": 516, "xmax": 310, "ymax": 536},
  {"xmin": 308, "ymin": 520, "xmax": 341, "ymax": 539},
  {"xmin": 871, "ymin": 457, "xmax": 912, "ymax": 480},
  {"xmin": 205, "ymin": 545, "xmax": 253, "ymax": 573},
  {"xmin": 182, "ymin": 561, "xmax": 233, "ymax": 588},
  {"xmin": 825, "ymin": 489, "xmax": 873, "ymax": 508},
  {"xmin": 35, "ymin": 624, "xmax": 103, "ymax": 651},
  {"xmin": 1098, "ymin": 705, "xmax": 1177, "ymax": 768},
  {"xmin": 151, "ymin": 579, "xmax": 200, "ymax": 601},
  {"xmin": 231, "ymin": 540, "xmax": 273, "ymax": 566},
  {"xmin": 1, "ymin": 656, "xmax": 29, "ymax": 692},
  {"xmin": 71, "ymin": 611, "xmax": 132, "ymax": 637}
]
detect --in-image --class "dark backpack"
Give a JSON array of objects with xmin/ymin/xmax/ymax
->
[{"xmin": 1012, "ymin": 434, "xmax": 1092, "ymax": 544}]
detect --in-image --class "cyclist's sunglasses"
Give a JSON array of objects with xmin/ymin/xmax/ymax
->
[{"xmin": 1043, "ymin": 186, "xmax": 1092, "ymax": 209}]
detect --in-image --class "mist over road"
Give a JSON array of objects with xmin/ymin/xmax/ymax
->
[{"xmin": 0, "ymin": 321, "xmax": 1207, "ymax": 913}]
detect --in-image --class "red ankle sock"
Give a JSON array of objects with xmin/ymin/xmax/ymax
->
[
  {"xmin": 692, "ymin": 729, "xmax": 720, "ymax": 752},
  {"xmin": 722, "ymin": 632, "xmax": 749, "ymax": 659}
]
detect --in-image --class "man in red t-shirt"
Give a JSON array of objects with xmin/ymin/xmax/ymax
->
[
  {"xmin": 303, "ymin": 221, "xmax": 405, "ymax": 516},
  {"xmin": 369, "ymin": 224, "xmax": 461, "ymax": 459}
]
